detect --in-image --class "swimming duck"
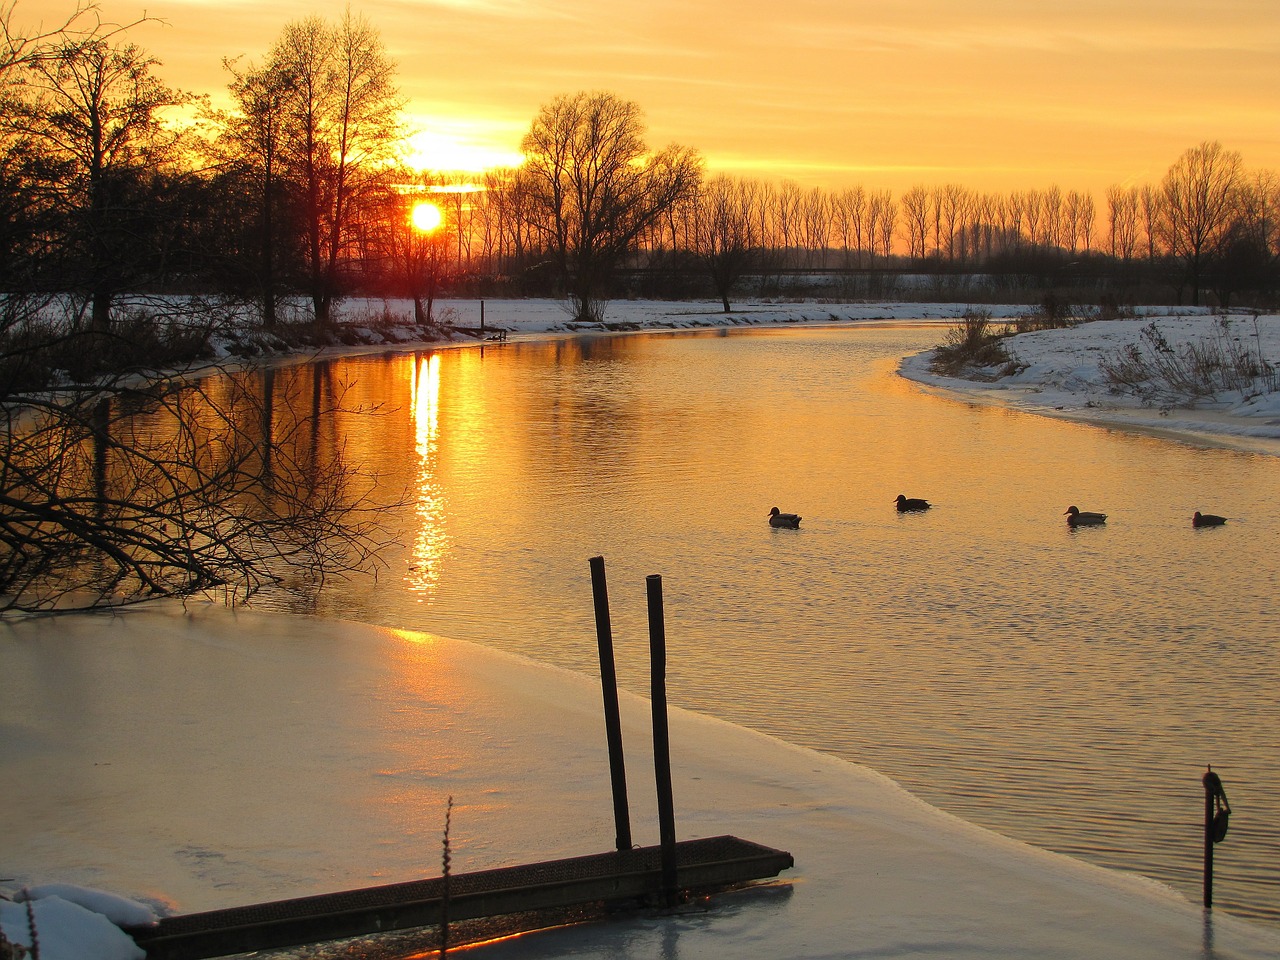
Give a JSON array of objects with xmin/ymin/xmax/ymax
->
[
  {"xmin": 1065, "ymin": 505, "xmax": 1107, "ymax": 526},
  {"xmin": 768, "ymin": 507, "xmax": 801, "ymax": 528},
  {"xmin": 1193, "ymin": 511, "xmax": 1227, "ymax": 527},
  {"xmin": 895, "ymin": 495, "xmax": 931, "ymax": 512}
]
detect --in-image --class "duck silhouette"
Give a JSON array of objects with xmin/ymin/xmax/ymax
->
[
  {"xmin": 768, "ymin": 507, "xmax": 801, "ymax": 528},
  {"xmin": 895, "ymin": 495, "xmax": 931, "ymax": 512},
  {"xmin": 1065, "ymin": 505, "xmax": 1107, "ymax": 526},
  {"xmin": 1193, "ymin": 511, "xmax": 1227, "ymax": 527}
]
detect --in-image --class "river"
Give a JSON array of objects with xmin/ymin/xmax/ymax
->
[{"xmin": 240, "ymin": 323, "xmax": 1280, "ymax": 925}]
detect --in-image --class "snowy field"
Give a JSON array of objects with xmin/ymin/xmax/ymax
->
[{"xmin": 5, "ymin": 298, "xmax": 1280, "ymax": 958}]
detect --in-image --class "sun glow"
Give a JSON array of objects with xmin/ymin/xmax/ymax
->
[
  {"xmin": 411, "ymin": 201, "xmax": 444, "ymax": 233},
  {"xmin": 409, "ymin": 353, "xmax": 447, "ymax": 600},
  {"xmin": 402, "ymin": 129, "xmax": 524, "ymax": 174}
]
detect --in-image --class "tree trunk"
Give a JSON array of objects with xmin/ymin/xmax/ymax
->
[{"xmin": 92, "ymin": 289, "xmax": 112, "ymax": 333}]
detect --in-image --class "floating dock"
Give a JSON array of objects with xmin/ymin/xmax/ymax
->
[{"xmin": 127, "ymin": 835, "xmax": 793, "ymax": 960}]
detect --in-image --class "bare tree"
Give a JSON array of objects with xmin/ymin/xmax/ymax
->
[
  {"xmin": 870, "ymin": 190, "xmax": 896, "ymax": 259},
  {"xmin": 691, "ymin": 174, "xmax": 757, "ymax": 312},
  {"xmin": 831, "ymin": 186, "xmax": 867, "ymax": 268},
  {"xmin": 939, "ymin": 184, "xmax": 970, "ymax": 261},
  {"xmin": 1106, "ymin": 185, "xmax": 1139, "ymax": 261},
  {"xmin": 0, "ymin": 349, "xmax": 392, "ymax": 614},
  {"xmin": 520, "ymin": 91, "xmax": 701, "ymax": 323},
  {"xmin": 1, "ymin": 0, "xmax": 125, "ymax": 73},
  {"xmin": 267, "ymin": 11, "xmax": 403, "ymax": 327},
  {"xmin": 215, "ymin": 58, "xmax": 300, "ymax": 329},
  {"xmin": 1071, "ymin": 190, "xmax": 1094, "ymax": 254},
  {"xmin": 1042, "ymin": 185, "xmax": 1063, "ymax": 250},
  {"xmin": 900, "ymin": 186, "xmax": 929, "ymax": 261},
  {"xmin": 1160, "ymin": 140, "xmax": 1245, "ymax": 305},
  {"xmin": 1139, "ymin": 184, "xmax": 1161, "ymax": 261},
  {"xmin": 5, "ymin": 23, "xmax": 188, "ymax": 332},
  {"xmin": 1021, "ymin": 190, "xmax": 1044, "ymax": 248},
  {"xmin": 798, "ymin": 186, "xmax": 830, "ymax": 268}
]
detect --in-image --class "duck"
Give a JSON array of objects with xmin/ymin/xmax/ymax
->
[
  {"xmin": 1193, "ymin": 511, "xmax": 1227, "ymax": 527},
  {"xmin": 895, "ymin": 495, "xmax": 931, "ymax": 512},
  {"xmin": 1064, "ymin": 505, "xmax": 1107, "ymax": 526},
  {"xmin": 768, "ymin": 507, "xmax": 801, "ymax": 528}
]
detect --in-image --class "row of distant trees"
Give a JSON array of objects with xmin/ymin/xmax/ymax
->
[
  {"xmin": 3, "ymin": 1, "xmax": 1278, "ymax": 341},
  {"xmin": 455, "ymin": 140, "xmax": 1279, "ymax": 315}
]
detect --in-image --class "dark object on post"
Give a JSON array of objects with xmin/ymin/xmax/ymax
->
[
  {"xmin": 647, "ymin": 573, "xmax": 679, "ymax": 908},
  {"xmin": 589, "ymin": 555, "xmax": 632, "ymax": 852},
  {"xmin": 1203, "ymin": 765, "xmax": 1232, "ymax": 908},
  {"xmin": 125, "ymin": 836, "xmax": 793, "ymax": 960}
]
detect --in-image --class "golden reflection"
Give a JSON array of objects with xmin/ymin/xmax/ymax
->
[{"xmin": 408, "ymin": 353, "xmax": 448, "ymax": 599}]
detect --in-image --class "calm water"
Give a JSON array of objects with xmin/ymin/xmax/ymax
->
[{"xmin": 252, "ymin": 325, "xmax": 1279, "ymax": 925}]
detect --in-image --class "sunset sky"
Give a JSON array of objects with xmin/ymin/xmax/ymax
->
[{"xmin": 31, "ymin": 0, "xmax": 1280, "ymax": 196}]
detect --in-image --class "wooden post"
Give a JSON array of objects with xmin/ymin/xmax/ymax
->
[
  {"xmin": 480, "ymin": 300, "xmax": 485, "ymax": 334},
  {"xmin": 589, "ymin": 556, "xmax": 632, "ymax": 852},
  {"xmin": 647, "ymin": 574, "xmax": 678, "ymax": 907},
  {"xmin": 1204, "ymin": 770, "xmax": 1215, "ymax": 908},
  {"xmin": 1203, "ymin": 766, "xmax": 1230, "ymax": 909}
]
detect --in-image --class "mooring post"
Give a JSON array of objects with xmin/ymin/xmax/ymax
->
[
  {"xmin": 589, "ymin": 556, "xmax": 632, "ymax": 852},
  {"xmin": 647, "ymin": 574, "xmax": 678, "ymax": 907},
  {"xmin": 480, "ymin": 299, "xmax": 485, "ymax": 334},
  {"xmin": 1203, "ymin": 765, "xmax": 1231, "ymax": 909},
  {"xmin": 1204, "ymin": 770, "xmax": 1215, "ymax": 908}
]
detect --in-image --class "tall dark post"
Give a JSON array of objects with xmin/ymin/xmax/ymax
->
[
  {"xmin": 1204, "ymin": 771, "xmax": 1215, "ymax": 908},
  {"xmin": 647, "ymin": 574, "xmax": 678, "ymax": 907},
  {"xmin": 1203, "ymin": 766, "xmax": 1230, "ymax": 909},
  {"xmin": 480, "ymin": 300, "xmax": 485, "ymax": 334},
  {"xmin": 589, "ymin": 556, "xmax": 632, "ymax": 852}
]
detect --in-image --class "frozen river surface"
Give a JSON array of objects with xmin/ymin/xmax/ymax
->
[{"xmin": 262, "ymin": 324, "xmax": 1280, "ymax": 926}]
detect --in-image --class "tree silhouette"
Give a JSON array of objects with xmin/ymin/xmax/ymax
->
[{"xmin": 521, "ymin": 91, "xmax": 701, "ymax": 323}]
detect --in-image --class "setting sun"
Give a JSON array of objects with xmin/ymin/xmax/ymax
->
[{"xmin": 411, "ymin": 201, "xmax": 443, "ymax": 233}]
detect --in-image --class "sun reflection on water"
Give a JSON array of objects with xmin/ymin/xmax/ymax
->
[{"xmin": 408, "ymin": 353, "xmax": 448, "ymax": 599}]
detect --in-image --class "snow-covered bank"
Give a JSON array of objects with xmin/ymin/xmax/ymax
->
[
  {"xmin": 4, "ymin": 604, "xmax": 1280, "ymax": 959},
  {"xmin": 900, "ymin": 312, "xmax": 1280, "ymax": 455},
  {"xmin": 329, "ymin": 296, "xmax": 1280, "ymax": 455},
  {"xmin": 263, "ymin": 297, "xmax": 1280, "ymax": 455},
  {"xmin": 328, "ymin": 297, "xmax": 1030, "ymax": 340}
]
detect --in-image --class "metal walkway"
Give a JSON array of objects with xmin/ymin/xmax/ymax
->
[{"xmin": 126, "ymin": 835, "xmax": 793, "ymax": 959}]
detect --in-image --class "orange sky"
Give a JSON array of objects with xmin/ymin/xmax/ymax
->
[{"xmin": 29, "ymin": 0, "xmax": 1280, "ymax": 196}]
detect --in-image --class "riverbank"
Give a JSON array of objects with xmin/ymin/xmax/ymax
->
[
  {"xmin": 5, "ymin": 604, "xmax": 1280, "ymax": 959},
  {"xmin": 897, "ymin": 311, "xmax": 1280, "ymax": 456},
  {"xmin": 238, "ymin": 297, "xmax": 1280, "ymax": 455}
]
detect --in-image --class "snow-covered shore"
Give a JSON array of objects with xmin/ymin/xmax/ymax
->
[
  {"xmin": 897, "ymin": 311, "xmax": 1280, "ymax": 455},
  {"xmin": 274, "ymin": 296, "xmax": 1280, "ymax": 454}
]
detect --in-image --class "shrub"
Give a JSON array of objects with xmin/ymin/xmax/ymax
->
[
  {"xmin": 929, "ymin": 309, "xmax": 1016, "ymax": 377},
  {"xmin": 1099, "ymin": 317, "xmax": 1278, "ymax": 405},
  {"xmin": 1013, "ymin": 294, "xmax": 1081, "ymax": 333}
]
